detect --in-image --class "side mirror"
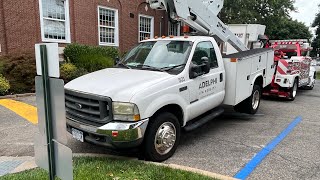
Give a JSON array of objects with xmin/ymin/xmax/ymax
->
[
  {"xmin": 189, "ymin": 57, "xmax": 210, "ymax": 79},
  {"xmin": 201, "ymin": 57, "xmax": 210, "ymax": 74}
]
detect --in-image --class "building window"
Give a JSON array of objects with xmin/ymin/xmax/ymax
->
[
  {"xmin": 168, "ymin": 22, "xmax": 180, "ymax": 36},
  {"xmin": 98, "ymin": 6, "xmax": 119, "ymax": 46},
  {"xmin": 139, "ymin": 15, "xmax": 154, "ymax": 42},
  {"xmin": 39, "ymin": 0, "xmax": 71, "ymax": 43}
]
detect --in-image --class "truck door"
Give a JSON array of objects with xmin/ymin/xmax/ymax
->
[{"xmin": 188, "ymin": 41, "xmax": 225, "ymax": 120}]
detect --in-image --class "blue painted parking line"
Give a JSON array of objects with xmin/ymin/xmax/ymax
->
[{"xmin": 234, "ymin": 116, "xmax": 302, "ymax": 180}]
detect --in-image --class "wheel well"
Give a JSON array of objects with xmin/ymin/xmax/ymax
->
[
  {"xmin": 254, "ymin": 76, "xmax": 264, "ymax": 88},
  {"xmin": 152, "ymin": 104, "xmax": 184, "ymax": 126}
]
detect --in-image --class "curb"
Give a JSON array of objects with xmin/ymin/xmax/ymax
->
[
  {"xmin": 1, "ymin": 154, "xmax": 238, "ymax": 180},
  {"xmin": 0, "ymin": 93, "xmax": 35, "ymax": 99},
  {"xmin": 147, "ymin": 162, "xmax": 238, "ymax": 180}
]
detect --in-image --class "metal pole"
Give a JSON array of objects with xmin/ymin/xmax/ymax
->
[{"xmin": 40, "ymin": 45, "xmax": 55, "ymax": 180}]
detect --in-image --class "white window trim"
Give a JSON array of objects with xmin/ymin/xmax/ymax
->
[
  {"xmin": 138, "ymin": 14, "xmax": 154, "ymax": 42},
  {"xmin": 168, "ymin": 22, "xmax": 181, "ymax": 36},
  {"xmin": 98, "ymin": 6, "xmax": 119, "ymax": 47},
  {"xmin": 39, "ymin": 0, "xmax": 71, "ymax": 43}
]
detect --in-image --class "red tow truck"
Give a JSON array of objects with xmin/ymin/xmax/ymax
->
[{"xmin": 263, "ymin": 39, "xmax": 316, "ymax": 100}]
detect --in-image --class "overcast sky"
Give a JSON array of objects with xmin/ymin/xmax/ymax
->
[{"xmin": 290, "ymin": 0, "xmax": 320, "ymax": 35}]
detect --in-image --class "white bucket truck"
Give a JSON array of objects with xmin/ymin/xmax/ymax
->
[{"xmin": 65, "ymin": 0, "xmax": 275, "ymax": 161}]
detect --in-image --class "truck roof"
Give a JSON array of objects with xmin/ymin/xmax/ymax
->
[{"xmin": 141, "ymin": 36, "xmax": 214, "ymax": 43}]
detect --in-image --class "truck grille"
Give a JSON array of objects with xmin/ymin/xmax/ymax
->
[{"xmin": 65, "ymin": 90, "xmax": 112, "ymax": 125}]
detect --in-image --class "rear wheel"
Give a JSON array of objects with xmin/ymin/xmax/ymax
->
[
  {"xmin": 144, "ymin": 112, "xmax": 180, "ymax": 162},
  {"xmin": 234, "ymin": 85, "xmax": 261, "ymax": 114},
  {"xmin": 289, "ymin": 79, "xmax": 298, "ymax": 100}
]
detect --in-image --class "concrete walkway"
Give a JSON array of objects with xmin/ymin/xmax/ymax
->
[{"xmin": 0, "ymin": 156, "xmax": 37, "ymax": 176}]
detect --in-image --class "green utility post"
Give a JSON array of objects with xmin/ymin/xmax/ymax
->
[{"xmin": 40, "ymin": 45, "xmax": 56, "ymax": 180}]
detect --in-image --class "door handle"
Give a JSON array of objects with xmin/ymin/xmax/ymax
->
[{"xmin": 220, "ymin": 73, "xmax": 223, "ymax": 82}]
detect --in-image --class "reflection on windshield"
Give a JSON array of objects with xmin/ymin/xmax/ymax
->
[{"xmin": 123, "ymin": 41, "xmax": 193, "ymax": 69}]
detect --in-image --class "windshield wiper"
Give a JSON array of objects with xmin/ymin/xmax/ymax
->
[
  {"xmin": 136, "ymin": 64, "xmax": 166, "ymax": 72},
  {"xmin": 161, "ymin": 64, "xmax": 186, "ymax": 71},
  {"xmin": 117, "ymin": 62, "xmax": 132, "ymax": 69}
]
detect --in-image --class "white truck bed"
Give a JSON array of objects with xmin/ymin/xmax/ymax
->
[{"xmin": 222, "ymin": 48, "xmax": 275, "ymax": 106}]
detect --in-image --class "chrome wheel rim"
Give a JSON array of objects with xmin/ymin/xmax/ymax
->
[
  {"xmin": 252, "ymin": 90, "xmax": 260, "ymax": 110},
  {"xmin": 154, "ymin": 122, "xmax": 176, "ymax": 155},
  {"xmin": 292, "ymin": 82, "xmax": 297, "ymax": 97}
]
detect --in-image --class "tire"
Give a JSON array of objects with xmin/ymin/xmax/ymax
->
[
  {"xmin": 305, "ymin": 77, "xmax": 315, "ymax": 90},
  {"xmin": 289, "ymin": 79, "xmax": 298, "ymax": 101},
  {"xmin": 242, "ymin": 85, "xmax": 262, "ymax": 114},
  {"xmin": 144, "ymin": 112, "xmax": 181, "ymax": 162}
]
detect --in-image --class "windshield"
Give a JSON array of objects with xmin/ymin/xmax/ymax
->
[{"xmin": 121, "ymin": 40, "xmax": 193, "ymax": 73}]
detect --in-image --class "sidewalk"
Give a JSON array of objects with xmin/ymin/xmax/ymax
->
[{"xmin": 0, "ymin": 156, "xmax": 37, "ymax": 177}]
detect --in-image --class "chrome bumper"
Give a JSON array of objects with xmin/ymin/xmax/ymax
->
[{"xmin": 66, "ymin": 118, "xmax": 149, "ymax": 149}]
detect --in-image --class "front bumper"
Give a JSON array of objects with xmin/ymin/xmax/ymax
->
[{"xmin": 66, "ymin": 117, "xmax": 149, "ymax": 149}]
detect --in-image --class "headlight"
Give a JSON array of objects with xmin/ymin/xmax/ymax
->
[{"xmin": 112, "ymin": 102, "xmax": 140, "ymax": 121}]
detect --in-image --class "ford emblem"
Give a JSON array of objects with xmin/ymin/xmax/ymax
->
[{"xmin": 76, "ymin": 103, "xmax": 83, "ymax": 109}]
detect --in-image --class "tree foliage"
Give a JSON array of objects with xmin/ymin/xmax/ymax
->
[
  {"xmin": 220, "ymin": 0, "xmax": 311, "ymax": 40},
  {"xmin": 311, "ymin": 5, "xmax": 320, "ymax": 57}
]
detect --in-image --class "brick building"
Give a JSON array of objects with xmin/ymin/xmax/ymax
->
[{"xmin": 0, "ymin": 0, "xmax": 181, "ymax": 55}]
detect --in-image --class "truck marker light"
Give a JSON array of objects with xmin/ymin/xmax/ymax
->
[
  {"xmin": 169, "ymin": 35, "xmax": 174, "ymax": 38},
  {"xmin": 155, "ymin": 36, "xmax": 159, "ymax": 39},
  {"xmin": 112, "ymin": 131, "xmax": 119, "ymax": 137},
  {"xmin": 230, "ymin": 58, "xmax": 237, "ymax": 62},
  {"xmin": 162, "ymin": 35, "xmax": 166, "ymax": 38},
  {"xmin": 134, "ymin": 114, "xmax": 141, "ymax": 121}
]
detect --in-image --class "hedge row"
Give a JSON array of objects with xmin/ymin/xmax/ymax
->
[{"xmin": 0, "ymin": 43, "xmax": 120, "ymax": 95}]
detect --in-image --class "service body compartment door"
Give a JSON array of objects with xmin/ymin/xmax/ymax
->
[
  {"xmin": 223, "ymin": 48, "xmax": 274, "ymax": 106},
  {"xmin": 265, "ymin": 51, "xmax": 276, "ymax": 85}
]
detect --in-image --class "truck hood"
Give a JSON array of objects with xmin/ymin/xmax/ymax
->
[{"xmin": 65, "ymin": 68, "xmax": 173, "ymax": 102}]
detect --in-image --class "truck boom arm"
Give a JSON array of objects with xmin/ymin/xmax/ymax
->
[{"xmin": 147, "ymin": 0, "xmax": 248, "ymax": 52}]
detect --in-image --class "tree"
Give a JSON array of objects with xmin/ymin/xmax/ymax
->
[
  {"xmin": 220, "ymin": 0, "xmax": 311, "ymax": 40},
  {"xmin": 220, "ymin": 0, "xmax": 295, "ymax": 24},
  {"xmin": 266, "ymin": 18, "xmax": 312, "ymax": 40},
  {"xmin": 311, "ymin": 5, "xmax": 320, "ymax": 57}
]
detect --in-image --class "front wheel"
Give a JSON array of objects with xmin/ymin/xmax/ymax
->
[{"xmin": 144, "ymin": 112, "xmax": 180, "ymax": 162}]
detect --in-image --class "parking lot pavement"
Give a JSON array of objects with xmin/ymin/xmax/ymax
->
[
  {"xmin": 0, "ymin": 82, "xmax": 320, "ymax": 179},
  {"xmin": 0, "ymin": 105, "xmax": 36, "ymax": 157}
]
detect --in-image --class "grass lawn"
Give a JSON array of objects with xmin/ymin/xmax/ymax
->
[
  {"xmin": 0, "ymin": 157, "xmax": 216, "ymax": 180},
  {"xmin": 317, "ymin": 71, "xmax": 320, "ymax": 80}
]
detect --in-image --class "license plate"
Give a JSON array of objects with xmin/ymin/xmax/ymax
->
[{"xmin": 72, "ymin": 128, "xmax": 84, "ymax": 142}]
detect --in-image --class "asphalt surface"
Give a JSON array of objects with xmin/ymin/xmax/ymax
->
[{"xmin": 0, "ymin": 82, "xmax": 320, "ymax": 179}]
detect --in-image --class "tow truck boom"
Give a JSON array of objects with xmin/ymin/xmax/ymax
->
[{"xmin": 147, "ymin": 0, "xmax": 248, "ymax": 52}]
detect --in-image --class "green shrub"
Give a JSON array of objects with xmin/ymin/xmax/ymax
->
[
  {"xmin": 0, "ymin": 60, "xmax": 4, "ymax": 75},
  {"xmin": 60, "ymin": 63, "xmax": 88, "ymax": 83},
  {"xmin": 76, "ymin": 53, "xmax": 114, "ymax": 72},
  {"xmin": 0, "ymin": 75, "xmax": 10, "ymax": 96},
  {"xmin": 0, "ymin": 52, "xmax": 36, "ymax": 94},
  {"xmin": 64, "ymin": 43, "xmax": 118, "ymax": 72}
]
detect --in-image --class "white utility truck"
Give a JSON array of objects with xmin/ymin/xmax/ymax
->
[{"xmin": 65, "ymin": 0, "xmax": 275, "ymax": 161}]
